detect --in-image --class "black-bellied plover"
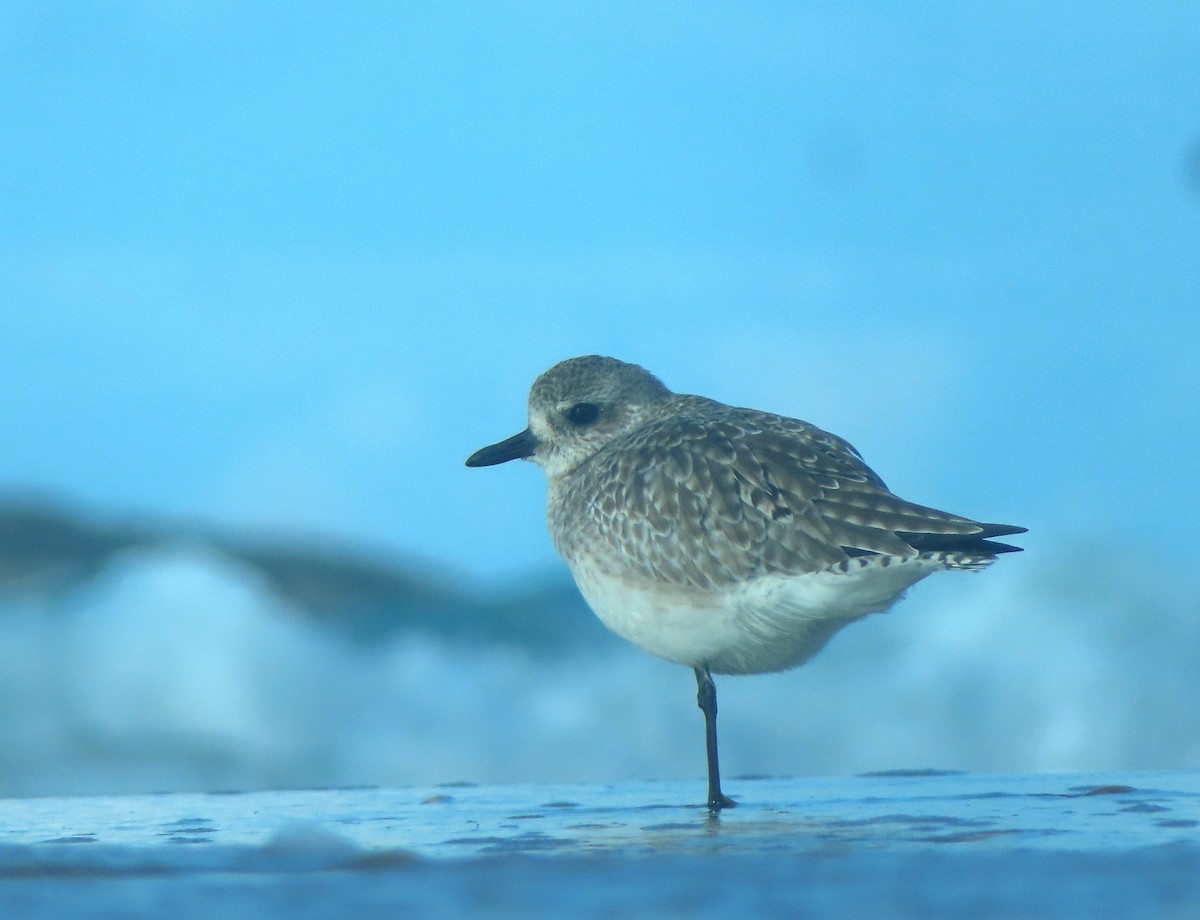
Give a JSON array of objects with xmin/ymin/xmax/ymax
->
[{"xmin": 466, "ymin": 355, "xmax": 1024, "ymax": 812}]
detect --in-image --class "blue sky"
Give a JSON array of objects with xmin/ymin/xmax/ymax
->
[{"xmin": 2, "ymin": 2, "xmax": 1198, "ymax": 579}]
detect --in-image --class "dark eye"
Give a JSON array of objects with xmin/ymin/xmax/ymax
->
[{"xmin": 565, "ymin": 402, "xmax": 600, "ymax": 425}]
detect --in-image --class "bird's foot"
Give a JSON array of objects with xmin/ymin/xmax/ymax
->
[{"xmin": 707, "ymin": 793, "xmax": 737, "ymax": 813}]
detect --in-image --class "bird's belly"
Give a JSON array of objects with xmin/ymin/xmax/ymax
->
[{"xmin": 569, "ymin": 557, "xmax": 936, "ymax": 675}]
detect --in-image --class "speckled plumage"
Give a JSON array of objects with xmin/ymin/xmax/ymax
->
[
  {"xmin": 468, "ymin": 355, "xmax": 1022, "ymax": 673},
  {"xmin": 466, "ymin": 355, "xmax": 1025, "ymax": 808},
  {"xmin": 547, "ymin": 393, "xmax": 1008, "ymax": 589}
]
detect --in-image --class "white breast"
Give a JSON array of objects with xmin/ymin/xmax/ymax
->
[{"xmin": 569, "ymin": 554, "xmax": 948, "ymax": 675}]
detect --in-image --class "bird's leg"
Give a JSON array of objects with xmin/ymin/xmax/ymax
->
[{"xmin": 694, "ymin": 665, "xmax": 736, "ymax": 812}]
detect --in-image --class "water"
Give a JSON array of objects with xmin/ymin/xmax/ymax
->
[
  {"xmin": 0, "ymin": 771, "xmax": 1197, "ymax": 918},
  {"xmin": 1, "ymin": 535, "xmax": 1198, "ymax": 799},
  {"xmin": 1, "ymin": 508, "xmax": 1199, "ymax": 916}
]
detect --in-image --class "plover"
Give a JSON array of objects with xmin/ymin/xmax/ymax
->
[{"xmin": 466, "ymin": 355, "xmax": 1024, "ymax": 812}]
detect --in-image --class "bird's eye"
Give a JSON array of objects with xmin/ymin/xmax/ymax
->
[{"xmin": 565, "ymin": 402, "xmax": 600, "ymax": 425}]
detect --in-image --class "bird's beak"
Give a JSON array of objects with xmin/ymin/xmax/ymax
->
[{"xmin": 465, "ymin": 428, "xmax": 539, "ymax": 467}]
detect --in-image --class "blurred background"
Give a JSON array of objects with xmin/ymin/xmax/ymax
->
[{"xmin": 1, "ymin": 2, "xmax": 1198, "ymax": 797}]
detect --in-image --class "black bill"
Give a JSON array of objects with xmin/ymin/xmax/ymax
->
[{"xmin": 465, "ymin": 428, "xmax": 539, "ymax": 467}]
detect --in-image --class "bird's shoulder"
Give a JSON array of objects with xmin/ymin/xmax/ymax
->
[
  {"xmin": 594, "ymin": 396, "xmax": 889, "ymax": 500},
  {"xmin": 553, "ymin": 398, "xmax": 895, "ymax": 584},
  {"xmin": 552, "ymin": 396, "xmax": 1002, "ymax": 587}
]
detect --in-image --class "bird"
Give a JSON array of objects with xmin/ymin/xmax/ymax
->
[{"xmin": 465, "ymin": 355, "xmax": 1025, "ymax": 812}]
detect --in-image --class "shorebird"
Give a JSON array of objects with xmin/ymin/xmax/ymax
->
[{"xmin": 466, "ymin": 355, "xmax": 1025, "ymax": 812}]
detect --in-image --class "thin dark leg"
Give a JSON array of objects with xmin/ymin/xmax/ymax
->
[{"xmin": 694, "ymin": 665, "xmax": 736, "ymax": 812}]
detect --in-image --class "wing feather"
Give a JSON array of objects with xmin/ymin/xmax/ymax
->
[{"xmin": 553, "ymin": 397, "xmax": 1020, "ymax": 590}]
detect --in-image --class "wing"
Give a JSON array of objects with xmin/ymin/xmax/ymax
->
[{"xmin": 561, "ymin": 399, "xmax": 1023, "ymax": 591}]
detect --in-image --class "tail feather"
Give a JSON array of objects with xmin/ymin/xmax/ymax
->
[{"xmin": 897, "ymin": 522, "xmax": 1026, "ymax": 557}]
